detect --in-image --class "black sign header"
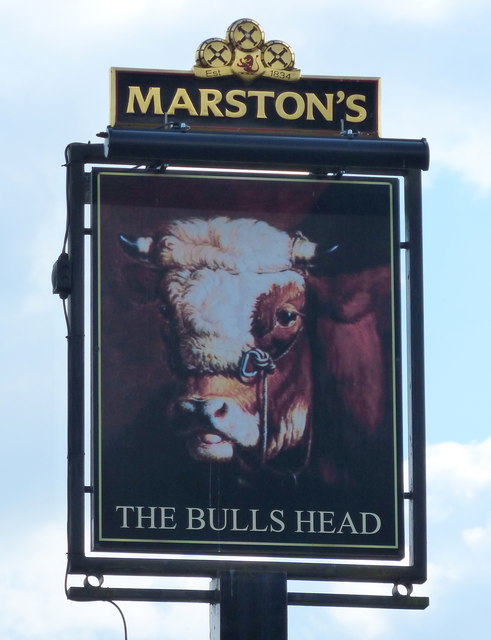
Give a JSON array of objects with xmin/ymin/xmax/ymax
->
[{"xmin": 110, "ymin": 68, "xmax": 380, "ymax": 137}]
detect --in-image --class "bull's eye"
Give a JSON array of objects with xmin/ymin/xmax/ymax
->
[{"xmin": 276, "ymin": 308, "xmax": 299, "ymax": 327}]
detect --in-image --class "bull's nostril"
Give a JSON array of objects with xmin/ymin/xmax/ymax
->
[{"xmin": 214, "ymin": 402, "xmax": 228, "ymax": 418}]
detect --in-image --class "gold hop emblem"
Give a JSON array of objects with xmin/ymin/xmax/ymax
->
[
  {"xmin": 193, "ymin": 18, "xmax": 301, "ymax": 83},
  {"xmin": 226, "ymin": 18, "xmax": 265, "ymax": 52},
  {"xmin": 262, "ymin": 41, "xmax": 295, "ymax": 71},
  {"xmin": 196, "ymin": 38, "xmax": 233, "ymax": 68}
]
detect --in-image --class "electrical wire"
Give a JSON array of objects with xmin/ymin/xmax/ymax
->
[
  {"xmin": 56, "ymin": 145, "xmax": 73, "ymax": 335},
  {"xmin": 65, "ymin": 566, "xmax": 129, "ymax": 640},
  {"xmin": 62, "ymin": 297, "xmax": 70, "ymax": 336},
  {"xmin": 108, "ymin": 600, "xmax": 128, "ymax": 640}
]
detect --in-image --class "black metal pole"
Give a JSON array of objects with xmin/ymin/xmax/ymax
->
[
  {"xmin": 211, "ymin": 572, "xmax": 288, "ymax": 640},
  {"xmin": 404, "ymin": 169, "xmax": 427, "ymax": 581},
  {"xmin": 66, "ymin": 145, "xmax": 87, "ymax": 565},
  {"xmin": 65, "ymin": 143, "xmax": 105, "ymax": 571}
]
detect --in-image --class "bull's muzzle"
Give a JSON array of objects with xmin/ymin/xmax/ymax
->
[{"xmin": 176, "ymin": 374, "xmax": 261, "ymax": 463}]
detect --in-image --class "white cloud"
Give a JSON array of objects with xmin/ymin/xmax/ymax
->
[
  {"xmin": 462, "ymin": 519, "xmax": 491, "ymax": 547},
  {"xmin": 0, "ymin": 525, "xmax": 118, "ymax": 639},
  {"xmin": 2, "ymin": 0, "xmax": 488, "ymax": 53},
  {"xmin": 366, "ymin": 0, "xmax": 490, "ymax": 23},
  {"xmin": 425, "ymin": 438, "xmax": 491, "ymax": 599},
  {"xmin": 439, "ymin": 129, "xmax": 491, "ymax": 194},
  {"xmin": 293, "ymin": 605, "xmax": 391, "ymax": 640},
  {"xmin": 422, "ymin": 118, "xmax": 491, "ymax": 195},
  {"xmin": 2, "ymin": 1, "xmax": 191, "ymax": 45},
  {"xmin": 380, "ymin": 87, "xmax": 491, "ymax": 194},
  {"xmin": 427, "ymin": 438, "xmax": 491, "ymax": 507},
  {"xmin": 16, "ymin": 212, "xmax": 68, "ymax": 321},
  {"xmin": 0, "ymin": 523, "xmax": 209, "ymax": 640},
  {"xmin": 330, "ymin": 607, "xmax": 391, "ymax": 638},
  {"xmin": 348, "ymin": 0, "xmax": 454, "ymax": 23}
]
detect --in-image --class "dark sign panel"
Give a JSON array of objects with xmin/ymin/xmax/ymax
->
[
  {"xmin": 92, "ymin": 169, "xmax": 402, "ymax": 559},
  {"xmin": 110, "ymin": 68, "xmax": 380, "ymax": 137}
]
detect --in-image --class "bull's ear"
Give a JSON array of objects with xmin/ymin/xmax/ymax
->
[
  {"xmin": 118, "ymin": 234, "xmax": 161, "ymax": 303},
  {"xmin": 119, "ymin": 234, "xmax": 159, "ymax": 265}
]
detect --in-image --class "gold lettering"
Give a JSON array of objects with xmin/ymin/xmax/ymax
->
[
  {"xmin": 275, "ymin": 91, "xmax": 305, "ymax": 120},
  {"xmin": 166, "ymin": 88, "xmax": 198, "ymax": 116},
  {"xmin": 345, "ymin": 94, "xmax": 367, "ymax": 123},
  {"xmin": 126, "ymin": 86, "xmax": 164, "ymax": 115},
  {"xmin": 247, "ymin": 91, "xmax": 275, "ymax": 119},
  {"xmin": 225, "ymin": 90, "xmax": 247, "ymax": 118},
  {"xmin": 306, "ymin": 93, "xmax": 334, "ymax": 121},
  {"xmin": 199, "ymin": 89, "xmax": 224, "ymax": 117}
]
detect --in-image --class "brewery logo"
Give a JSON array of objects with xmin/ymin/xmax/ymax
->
[{"xmin": 193, "ymin": 18, "xmax": 301, "ymax": 83}]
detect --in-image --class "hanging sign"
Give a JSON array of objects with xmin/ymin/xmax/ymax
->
[
  {"xmin": 92, "ymin": 168, "xmax": 403, "ymax": 559},
  {"xmin": 110, "ymin": 18, "xmax": 380, "ymax": 137}
]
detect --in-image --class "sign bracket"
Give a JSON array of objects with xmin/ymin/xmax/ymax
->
[
  {"xmin": 67, "ymin": 574, "xmax": 428, "ymax": 610},
  {"xmin": 102, "ymin": 127, "xmax": 429, "ymax": 172}
]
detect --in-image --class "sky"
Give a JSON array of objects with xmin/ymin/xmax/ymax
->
[{"xmin": 1, "ymin": 0, "xmax": 491, "ymax": 638}]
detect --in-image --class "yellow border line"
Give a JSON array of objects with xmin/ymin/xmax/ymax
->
[{"xmin": 94, "ymin": 171, "xmax": 400, "ymax": 553}]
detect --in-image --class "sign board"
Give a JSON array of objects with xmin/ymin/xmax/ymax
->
[
  {"xmin": 110, "ymin": 19, "xmax": 380, "ymax": 137},
  {"xmin": 92, "ymin": 169, "xmax": 403, "ymax": 559}
]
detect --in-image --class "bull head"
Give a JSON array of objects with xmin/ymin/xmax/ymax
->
[
  {"xmin": 119, "ymin": 216, "xmax": 389, "ymax": 487},
  {"xmin": 118, "ymin": 218, "xmax": 318, "ymax": 474}
]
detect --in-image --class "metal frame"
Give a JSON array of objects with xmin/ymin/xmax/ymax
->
[{"xmin": 62, "ymin": 132, "xmax": 428, "ymax": 610}]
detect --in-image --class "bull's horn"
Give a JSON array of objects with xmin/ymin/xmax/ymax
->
[
  {"xmin": 118, "ymin": 234, "xmax": 157, "ymax": 263},
  {"xmin": 290, "ymin": 231, "xmax": 317, "ymax": 265},
  {"xmin": 290, "ymin": 231, "xmax": 338, "ymax": 266}
]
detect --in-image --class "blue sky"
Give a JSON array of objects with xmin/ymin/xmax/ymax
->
[{"xmin": 1, "ymin": 0, "xmax": 491, "ymax": 638}]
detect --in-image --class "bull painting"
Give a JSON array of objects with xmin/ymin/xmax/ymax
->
[
  {"xmin": 119, "ymin": 217, "xmax": 317, "ymax": 472},
  {"xmin": 94, "ymin": 170, "xmax": 403, "ymax": 557}
]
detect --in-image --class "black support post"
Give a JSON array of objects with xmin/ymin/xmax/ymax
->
[
  {"xmin": 65, "ymin": 143, "xmax": 105, "ymax": 572},
  {"xmin": 65, "ymin": 146, "xmax": 87, "ymax": 565},
  {"xmin": 211, "ymin": 572, "xmax": 288, "ymax": 640},
  {"xmin": 404, "ymin": 169, "xmax": 427, "ymax": 579}
]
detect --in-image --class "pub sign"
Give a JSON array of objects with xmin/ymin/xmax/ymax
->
[{"xmin": 92, "ymin": 168, "xmax": 403, "ymax": 559}]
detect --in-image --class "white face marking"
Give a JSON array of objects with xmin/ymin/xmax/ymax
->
[
  {"xmin": 165, "ymin": 268, "xmax": 305, "ymax": 372},
  {"xmin": 147, "ymin": 217, "xmax": 315, "ymax": 464},
  {"xmin": 159, "ymin": 217, "xmax": 295, "ymax": 274}
]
